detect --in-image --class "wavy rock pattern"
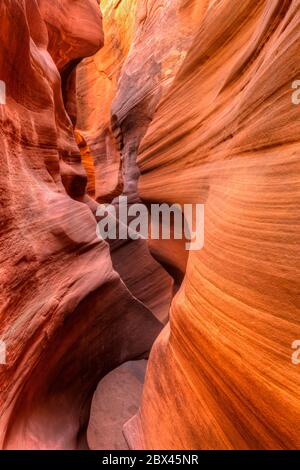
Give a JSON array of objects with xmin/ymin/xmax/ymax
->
[
  {"xmin": 1, "ymin": 0, "xmax": 300, "ymax": 451},
  {"xmin": 77, "ymin": 0, "xmax": 207, "ymax": 201},
  {"xmin": 76, "ymin": 0, "xmax": 139, "ymax": 201},
  {"xmin": 125, "ymin": 0, "xmax": 300, "ymax": 450},
  {"xmin": 0, "ymin": 0, "xmax": 162, "ymax": 449}
]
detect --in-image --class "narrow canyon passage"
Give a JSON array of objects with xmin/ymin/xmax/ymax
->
[{"xmin": 0, "ymin": 0, "xmax": 300, "ymax": 451}]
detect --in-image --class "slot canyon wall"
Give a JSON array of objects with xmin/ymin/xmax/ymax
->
[
  {"xmin": 0, "ymin": 0, "xmax": 167, "ymax": 449},
  {"xmin": 131, "ymin": 0, "xmax": 300, "ymax": 449},
  {"xmin": 0, "ymin": 0, "xmax": 300, "ymax": 450}
]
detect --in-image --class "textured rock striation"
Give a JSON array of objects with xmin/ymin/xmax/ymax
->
[
  {"xmin": 76, "ymin": 0, "xmax": 208, "ymax": 202},
  {"xmin": 1, "ymin": 0, "xmax": 300, "ymax": 451},
  {"xmin": 0, "ymin": 0, "xmax": 164, "ymax": 449},
  {"xmin": 125, "ymin": 0, "xmax": 300, "ymax": 450}
]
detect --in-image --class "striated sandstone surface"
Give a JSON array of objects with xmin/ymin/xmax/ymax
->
[
  {"xmin": 75, "ymin": 0, "xmax": 208, "ymax": 325},
  {"xmin": 76, "ymin": 0, "xmax": 139, "ymax": 201},
  {"xmin": 76, "ymin": 0, "xmax": 208, "ymax": 201},
  {"xmin": 124, "ymin": 0, "xmax": 300, "ymax": 450},
  {"xmin": 0, "ymin": 0, "xmax": 163, "ymax": 449},
  {"xmin": 1, "ymin": 0, "xmax": 300, "ymax": 452}
]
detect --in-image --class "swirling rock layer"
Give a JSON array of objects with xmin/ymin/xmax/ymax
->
[
  {"xmin": 127, "ymin": 0, "xmax": 300, "ymax": 450},
  {"xmin": 0, "ymin": 0, "xmax": 163, "ymax": 449},
  {"xmin": 1, "ymin": 0, "xmax": 300, "ymax": 451}
]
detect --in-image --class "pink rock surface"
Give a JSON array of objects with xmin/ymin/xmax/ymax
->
[
  {"xmin": 1, "ymin": 0, "xmax": 300, "ymax": 452},
  {"xmin": 128, "ymin": 0, "xmax": 300, "ymax": 450},
  {"xmin": 87, "ymin": 360, "xmax": 146, "ymax": 450},
  {"xmin": 0, "ymin": 0, "xmax": 162, "ymax": 449}
]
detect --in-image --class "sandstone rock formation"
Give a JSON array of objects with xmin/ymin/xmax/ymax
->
[
  {"xmin": 76, "ymin": 0, "xmax": 208, "ymax": 201},
  {"xmin": 87, "ymin": 360, "xmax": 146, "ymax": 450},
  {"xmin": 0, "ymin": 0, "xmax": 164, "ymax": 449},
  {"xmin": 1, "ymin": 0, "xmax": 300, "ymax": 451},
  {"xmin": 126, "ymin": 0, "xmax": 300, "ymax": 450}
]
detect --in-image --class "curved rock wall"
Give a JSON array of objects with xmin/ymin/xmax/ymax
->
[
  {"xmin": 0, "ymin": 0, "xmax": 162, "ymax": 449},
  {"xmin": 76, "ymin": 0, "xmax": 139, "ymax": 201},
  {"xmin": 76, "ymin": 0, "xmax": 208, "ymax": 202},
  {"xmin": 126, "ymin": 0, "xmax": 300, "ymax": 450},
  {"xmin": 1, "ymin": 0, "xmax": 300, "ymax": 451}
]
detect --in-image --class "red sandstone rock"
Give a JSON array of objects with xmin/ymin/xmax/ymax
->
[
  {"xmin": 76, "ymin": 0, "xmax": 207, "ymax": 202},
  {"xmin": 127, "ymin": 0, "xmax": 300, "ymax": 450},
  {"xmin": 1, "ymin": 0, "xmax": 300, "ymax": 452},
  {"xmin": 0, "ymin": 0, "xmax": 162, "ymax": 449},
  {"xmin": 76, "ymin": 0, "xmax": 139, "ymax": 202}
]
